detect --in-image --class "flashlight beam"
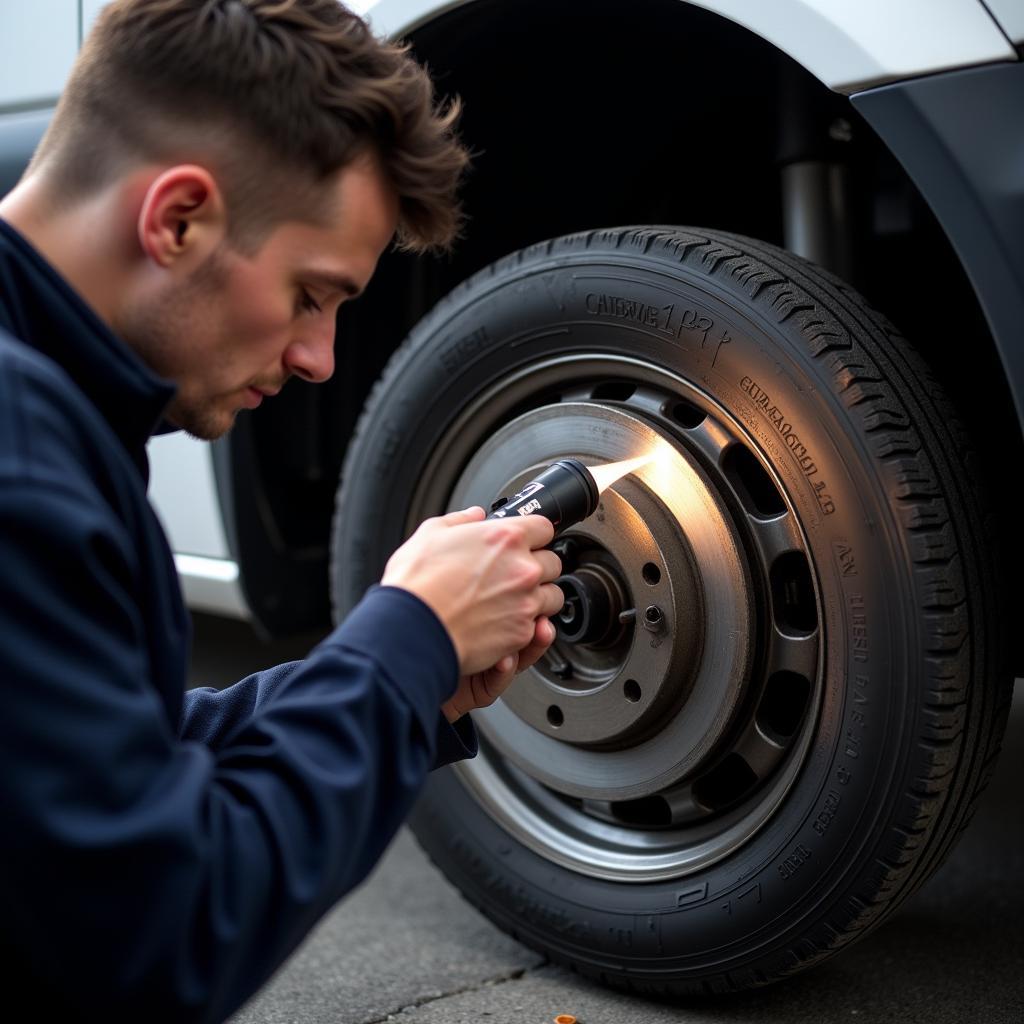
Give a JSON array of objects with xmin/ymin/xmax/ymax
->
[{"xmin": 588, "ymin": 452, "xmax": 655, "ymax": 493}]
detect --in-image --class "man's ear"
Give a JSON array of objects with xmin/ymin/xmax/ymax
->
[{"xmin": 137, "ymin": 165, "xmax": 227, "ymax": 270}]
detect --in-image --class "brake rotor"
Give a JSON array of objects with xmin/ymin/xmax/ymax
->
[{"xmin": 449, "ymin": 403, "xmax": 754, "ymax": 801}]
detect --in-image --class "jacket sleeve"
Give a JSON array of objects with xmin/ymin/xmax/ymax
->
[
  {"xmin": 0, "ymin": 477, "xmax": 466, "ymax": 1023},
  {"xmin": 179, "ymin": 593, "xmax": 478, "ymax": 771}
]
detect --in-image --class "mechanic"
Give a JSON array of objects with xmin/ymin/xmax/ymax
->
[{"xmin": 0, "ymin": 1, "xmax": 564, "ymax": 1020}]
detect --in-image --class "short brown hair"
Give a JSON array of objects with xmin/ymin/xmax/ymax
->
[{"xmin": 30, "ymin": 0, "xmax": 469, "ymax": 252}]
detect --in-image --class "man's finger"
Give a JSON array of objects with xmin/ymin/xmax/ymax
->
[
  {"xmin": 439, "ymin": 506, "xmax": 485, "ymax": 526},
  {"xmin": 515, "ymin": 618, "xmax": 557, "ymax": 674},
  {"xmin": 534, "ymin": 549, "xmax": 563, "ymax": 584},
  {"xmin": 495, "ymin": 653, "xmax": 516, "ymax": 674},
  {"xmin": 537, "ymin": 582, "xmax": 565, "ymax": 618},
  {"xmin": 494, "ymin": 512, "xmax": 554, "ymax": 549},
  {"xmin": 477, "ymin": 655, "xmax": 519, "ymax": 705}
]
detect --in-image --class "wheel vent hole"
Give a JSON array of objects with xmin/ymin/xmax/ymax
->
[
  {"xmin": 757, "ymin": 671, "xmax": 812, "ymax": 739},
  {"xmin": 590, "ymin": 381, "xmax": 637, "ymax": 402},
  {"xmin": 641, "ymin": 562, "xmax": 661, "ymax": 585},
  {"xmin": 722, "ymin": 444, "xmax": 786, "ymax": 517},
  {"xmin": 500, "ymin": 390, "xmax": 564, "ymax": 424},
  {"xmin": 670, "ymin": 399, "xmax": 706, "ymax": 428},
  {"xmin": 546, "ymin": 705, "xmax": 564, "ymax": 728},
  {"xmin": 610, "ymin": 795, "xmax": 671, "ymax": 828},
  {"xmin": 623, "ymin": 679, "xmax": 642, "ymax": 703},
  {"xmin": 693, "ymin": 753, "xmax": 758, "ymax": 811},
  {"xmin": 769, "ymin": 551, "xmax": 818, "ymax": 635}
]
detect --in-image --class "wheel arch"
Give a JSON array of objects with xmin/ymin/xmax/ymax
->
[
  {"xmin": 852, "ymin": 61, "xmax": 1024, "ymax": 464},
  {"xmin": 363, "ymin": 0, "xmax": 1015, "ymax": 93}
]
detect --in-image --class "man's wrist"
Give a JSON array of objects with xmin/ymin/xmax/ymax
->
[{"xmin": 379, "ymin": 582, "xmax": 465, "ymax": 673}]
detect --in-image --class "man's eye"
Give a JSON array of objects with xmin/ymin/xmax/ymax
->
[{"xmin": 298, "ymin": 289, "xmax": 322, "ymax": 314}]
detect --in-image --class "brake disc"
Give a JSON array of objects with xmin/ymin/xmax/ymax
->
[{"xmin": 449, "ymin": 402, "xmax": 753, "ymax": 801}]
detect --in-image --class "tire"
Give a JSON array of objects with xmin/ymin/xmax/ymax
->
[{"xmin": 330, "ymin": 227, "xmax": 1011, "ymax": 992}]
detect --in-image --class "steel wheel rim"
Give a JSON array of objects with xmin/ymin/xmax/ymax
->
[{"xmin": 408, "ymin": 353, "xmax": 824, "ymax": 881}]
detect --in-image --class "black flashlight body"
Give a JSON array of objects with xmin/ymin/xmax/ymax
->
[{"xmin": 486, "ymin": 458, "xmax": 599, "ymax": 536}]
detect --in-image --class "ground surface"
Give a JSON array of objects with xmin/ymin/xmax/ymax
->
[{"xmin": 188, "ymin": 614, "xmax": 1024, "ymax": 1024}]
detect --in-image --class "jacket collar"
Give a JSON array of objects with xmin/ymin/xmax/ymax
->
[{"xmin": 0, "ymin": 218, "xmax": 177, "ymax": 473}]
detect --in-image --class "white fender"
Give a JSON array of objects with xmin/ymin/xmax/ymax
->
[{"xmin": 355, "ymin": 0, "xmax": 1015, "ymax": 93}]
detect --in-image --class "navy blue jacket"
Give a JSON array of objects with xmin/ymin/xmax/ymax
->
[{"xmin": 0, "ymin": 219, "xmax": 476, "ymax": 1021}]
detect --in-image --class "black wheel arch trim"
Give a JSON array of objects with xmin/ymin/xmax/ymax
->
[{"xmin": 852, "ymin": 61, "xmax": 1024, "ymax": 444}]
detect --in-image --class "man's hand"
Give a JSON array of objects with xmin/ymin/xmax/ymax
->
[
  {"xmin": 381, "ymin": 506, "xmax": 564, "ymax": 678},
  {"xmin": 441, "ymin": 615, "xmax": 557, "ymax": 723}
]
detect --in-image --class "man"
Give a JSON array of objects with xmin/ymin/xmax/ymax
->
[{"xmin": 0, "ymin": 1, "xmax": 563, "ymax": 1019}]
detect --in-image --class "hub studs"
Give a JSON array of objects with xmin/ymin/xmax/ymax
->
[{"xmin": 642, "ymin": 605, "xmax": 666, "ymax": 635}]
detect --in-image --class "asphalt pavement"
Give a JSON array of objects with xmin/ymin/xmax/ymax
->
[{"xmin": 188, "ymin": 613, "xmax": 1024, "ymax": 1024}]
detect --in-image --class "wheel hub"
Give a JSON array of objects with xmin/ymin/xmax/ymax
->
[{"xmin": 554, "ymin": 561, "xmax": 626, "ymax": 647}]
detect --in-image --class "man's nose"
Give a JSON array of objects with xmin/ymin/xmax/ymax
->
[{"xmin": 284, "ymin": 322, "xmax": 336, "ymax": 383}]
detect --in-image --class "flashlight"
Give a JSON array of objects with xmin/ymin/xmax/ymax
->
[{"xmin": 487, "ymin": 458, "xmax": 598, "ymax": 536}]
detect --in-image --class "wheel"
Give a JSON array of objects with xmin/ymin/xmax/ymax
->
[{"xmin": 330, "ymin": 227, "xmax": 1011, "ymax": 992}]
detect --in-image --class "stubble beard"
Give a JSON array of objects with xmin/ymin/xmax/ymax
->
[{"xmin": 164, "ymin": 392, "xmax": 237, "ymax": 442}]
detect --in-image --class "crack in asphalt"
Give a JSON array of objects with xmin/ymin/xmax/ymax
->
[{"xmin": 362, "ymin": 961, "xmax": 547, "ymax": 1023}]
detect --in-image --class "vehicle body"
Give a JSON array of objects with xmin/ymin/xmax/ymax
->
[{"xmin": 2, "ymin": 0, "xmax": 1022, "ymax": 993}]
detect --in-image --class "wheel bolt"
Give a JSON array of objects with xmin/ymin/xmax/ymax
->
[
  {"xmin": 642, "ymin": 604, "xmax": 665, "ymax": 635},
  {"xmin": 559, "ymin": 596, "xmax": 581, "ymax": 628},
  {"xmin": 545, "ymin": 646, "xmax": 573, "ymax": 679}
]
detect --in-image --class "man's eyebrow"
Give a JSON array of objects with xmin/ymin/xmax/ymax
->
[{"xmin": 305, "ymin": 271, "xmax": 363, "ymax": 299}]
